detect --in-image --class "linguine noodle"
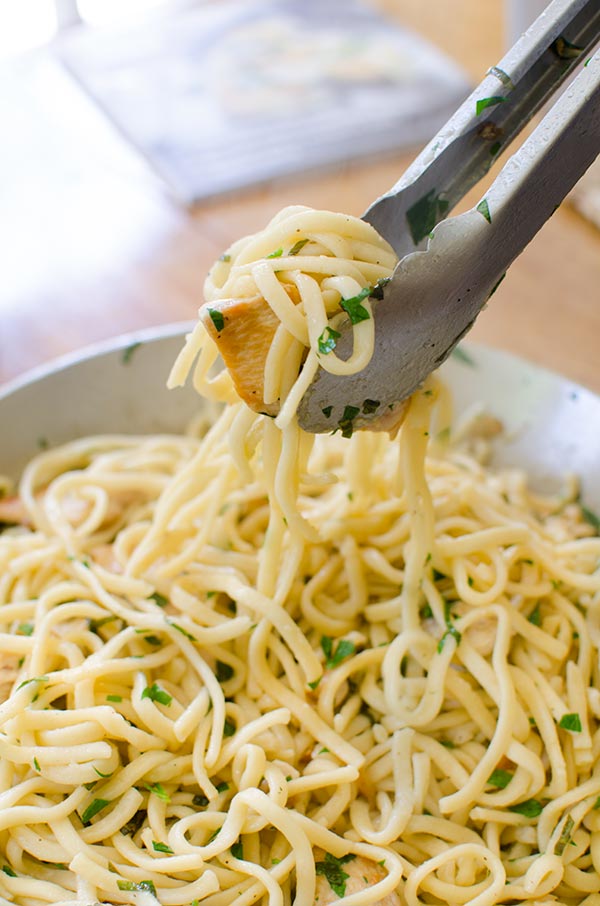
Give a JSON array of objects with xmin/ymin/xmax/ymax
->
[{"xmin": 0, "ymin": 207, "xmax": 599, "ymax": 906}]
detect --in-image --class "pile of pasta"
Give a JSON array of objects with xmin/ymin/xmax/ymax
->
[{"xmin": 0, "ymin": 207, "xmax": 599, "ymax": 906}]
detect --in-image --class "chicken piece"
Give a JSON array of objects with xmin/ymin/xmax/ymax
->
[
  {"xmin": 200, "ymin": 288, "xmax": 410, "ymax": 434},
  {"xmin": 200, "ymin": 284, "xmax": 301, "ymax": 417},
  {"xmin": 314, "ymin": 850, "xmax": 401, "ymax": 906}
]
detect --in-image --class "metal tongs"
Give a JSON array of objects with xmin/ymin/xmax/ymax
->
[{"xmin": 297, "ymin": 0, "xmax": 600, "ymax": 433}]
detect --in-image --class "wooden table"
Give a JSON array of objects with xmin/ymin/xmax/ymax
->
[{"xmin": 1, "ymin": 0, "xmax": 599, "ymax": 394}]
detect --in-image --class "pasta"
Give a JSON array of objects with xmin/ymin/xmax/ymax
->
[{"xmin": 0, "ymin": 207, "xmax": 599, "ymax": 906}]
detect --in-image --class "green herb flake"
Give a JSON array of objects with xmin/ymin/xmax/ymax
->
[
  {"xmin": 142, "ymin": 683, "xmax": 172, "ymax": 707},
  {"xmin": 420, "ymin": 603, "xmax": 433, "ymax": 620},
  {"xmin": 451, "ymin": 346, "xmax": 476, "ymax": 367},
  {"xmin": 319, "ymin": 748, "xmax": 329, "ymax": 754},
  {"xmin": 17, "ymin": 622, "xmax": 33, "ymax": 636},
  {"xmin": 266, "ymin": 248, "xmax": 283, "ymax": 259},
  {"xmin": 2, "ymin": 865, "xmax": 17, "ymax": 877},
  {"xmin": 117, "ymin": 880, "xmax": 157, "ymax": 896},
  {"xmin": 208, "ymin": 308, "xmax": 225, "ymax": 333},
  {"xmin": 476, "ymin": 96, "xmax": 507, "ymax": 116},
  {"xmin": 554, "ymin": 814, "xmax": 575, "ymax": 855},
  {"xmin": 315, "ymin": 853, "xmax": 356, "ymax": 898},
  {"xmin": 308, "ymin": 677, "xmax": 321, "ymax": 690},
  {"xmin": 371, "ymin": 276, "xmax": 391, "ymax": 299},
  {"xmin": 145, "ymin": 782, "xmax": 170, "ymax": 802},
  {"xmin": 88, "ymin": 614, "xmax": 119, "ymax": 634},
  {"xmin": 223, "ymin": 718, "xmax": 236, "ymax": 737},
  {"xmin": 488, "ymin": 769, "xmax": 513, "ymax": 789},
  {"xmin": 152, "ymin": 840, "xmax": 174, "ymax": 854},
  {"xmin": 321, "ymin": 406, "xmax": 333, "ymax": 419},
  {"xmin": 231, "ymin": 841, "xmax": 244, "ymax": 860},
  {"xmin": 559, "ymin": 713, "xmax": 582, "ymax": 733},
  {"xmin": 107, "ymin": 694, "xmax": 122, "ymax": 703},
  {"xmin": 581, "ymin": 505, "xmax": 600, "ymax": 533},
  {"xmin": 17, "ymin": 676, "xmax": 48, "ymax": 691},
  {"xmin": 122, "ymin": 342, "xmax": 142, "ymax": 365},
  {"xmin": 528, "ymin": 603, "xmax": 542, "ymax": 626},
  {"xmin": 593, "ymin": 796, "xmax": 600, "ymax": 810},
  {"xmin": 216, "ymin": 782, "xmax": 229, "ymax": 793},
  {"xmin": 149, "ymin": 592, "xmax": 169, "ymax": 608},
  {"xmin": 94, "ymin": 766, "xmax": 113, "ymax": 779},
  {"xmin": 327, "ymin": 639, "xmax": 356, "ymax": 669},
  {"xmin": 219, "ymin": 253, "xmax": 231, "ymax": 262},
  {"xmin": 337, "ymin": 404, "xmax": 360, "ymax": 439},
  {"xmin": 272, "ymin": 858, "xmax": 281, "ymax": 865},
  {"xmin": 508, "ymin": 798, "xmax": 544, "ymax": 818},
  {"xmin": 193, "ymin": 793, "xmax": 209, "ymax": 807},
  {"xmin": 33, "ymin": 757, "xmax": 40, "ymax": 772},
  {"xmin": 120, "ymin": 810, "xmax": 146, "ymax": 836},
  {"xmin": 216, "ymin": 660, "xmax": 234, "ymax": 682},
  {"xmin": 288, "ymin": 238, "xmax": 309, "ymax": 256},
  {"xmin": 169, "ymin": 621, "xmax": 197, "ymax": 642},
  {"xmin": 362, "ymin": 399, "xmax": 380, "ymax": 415},
  {"xmin": 81, "ymin": 798, "xmax": 110, "ymax": 825},
  {"xmin": 340, "ymin": 287, "xmax": 372, "ymax": 324},
  {"xmin": 144, "ymin": 635, "xmax": 162, "ymax": 647},
  {"xmin": 318, "ymin": 326, "xmax": 341, "ymax": 355},
  {"xmin": 476, "ymin": 198, "xmax": 492, "ymax": 223},
  {"xmin": 440, "ymin": 739, "xmax": 456, "ymax": 748},
  {"xmin": 406, "ymin": 190, "xmax": 449, "ymax": 245}
]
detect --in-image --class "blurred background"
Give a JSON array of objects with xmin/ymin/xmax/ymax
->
[{"xmin": 1, "ymin": 0, "xmax": 599, "ymax": 391}]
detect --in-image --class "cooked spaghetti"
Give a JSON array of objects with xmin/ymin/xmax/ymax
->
[{"xmin": 0, "ymin": 207, "xmax": 599, "ymax": 906}]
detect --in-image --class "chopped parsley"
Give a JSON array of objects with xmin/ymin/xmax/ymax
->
[
  {"xmin": 216, "ymin": 782, "xmax": 230, "ymax": 793},
  {"xmin": 371, "ymin": 276, "xmax": 391, "ymax": 299},
  {"xmin": 581, "ymin": 505, "xmax": 600, "ymax": 533},
  {"xmin": 476, "ymin": 96, "xmax": 507, "ymax": 116},
  {"xmin": 593, "ymin": 796, "xmax": 600, "ymax": 810},
  {"xmin": 144, "ymin": 635, "xmax": 163, "ymax": 647},
  {"xmin": 81, "ymin": 798, "xmax": 110, "ymax": 825},
  {"xmin": 122, "ymin": 342, "xmax": 142, "ymax": 365},
  {"xmin": 340, "ymin": 287, "xmax": 371, "ymax": 324},
  {"xmin": 107, "ymin": 694, "xmax": 122, "ymax": 703},
  {"xmin": 149, "ymin": 592, "xmax": 169, "ymax": 608},
  {"xmin": 288, "ymin": 238, "xmax": 309, "ymax": 256},
  {"xmin": 321, "ymin": 406, "xmax": 333, "ymax": 418},
  {"xmin": 223, "ymin": 718, "xmax": 236, "ymax": 737},
  {"xmin": 145, "ymin": 782, "xmax": 170, "ymax": 802},
  {"xmin": 94, "ymin": 766, "xmax": 113, "ymax": 778},
  {"xmin": 508, "ymin": 799, "xmax": 544, "ymax": 818},
  {"xmin": 168, "ymin": 621, "xmax": 197, "ymax": 642},
  {"xmin": 120, "ymin": 810, "xmax": 146, "ymax": 836},
  {"xmin": 17, "ymin": 676, "xmax": 48, "ymax": 691},
  {"xmin": 141, "ymin": 683, "xmax": 172, "ymax": 706},
  {"xmin": 554, "ymin": 815, "xmax": 575, "ymax": 855},
  {"xmin": 487, "ymin": 769, "xmax": 513, "ymax": 789},
  {"xmin": 315, "ymin": 853, "xmax": 356, "ymax": 898},
  {"xmin": 2, "ymin": 866, "xmax": 17, "ymax": 877},
  {"xmin": 476, "ymin": 198, "xmax": 492, "ymax": 223},
  {"xmin": 362, "ymin": 399, "xmax": 380, "ymax": 415},
  {"xmin": 152, "ymin": 841, "xmax": 174, "ymax": 854},
  {"xmin": 406, "ymin": 190, "xmax": 449, "ymax": 244},
  {"xmin": 88, "ymin": 614, "xmax": 119, "ymax": 634},
  {"xmin": 207, "ymin": 309, "xmax": 225, "ymax": 332},
  {"xmin": 193, "ymin": 793, "xmax": 209, "ymax": 807},
  {"xmin": 117, "ymin": 880, "xmax": 157, "ymax": 896},
  {"xmin": 528, "ymin": 603, "xmax": 542, "ymax": 626},
  {"xmin": 337, "ymin": 405, "xmax": 360, "ymax": 439},
  {"xmin": 231, "ymin": 841, "xmax": 244, "ymax": 860},
  {"xmin": 320, "ymin": 636, "xmax": 356, "ymax": 669},
  {"xmin": 216, "ymin": 660, "xmax": 234, "ymax": 682},
  {"xmin": 437, "ymin": 600, "xmax": 461, "ymax": 653},
  {"xmin": 420, "ymin": 603, "xmax": 433, "ymax": 619},
  {"xmin": 559, "ymin": 713, "xmax": 582, "ymax": 733},
  {"xmin": 318, "ymin": 326, "xmax": 341, "ymax": 355},
  {"xmin": 266, "ymin": 248, "xmax": 283, "ymax": 258},
  {"xmin": 33, "ymin": 757, "xmax": 40, "ymax": 772},
  {"xmin": 17, "ymin": 622, "xmax": 33, "ymax": 636}
]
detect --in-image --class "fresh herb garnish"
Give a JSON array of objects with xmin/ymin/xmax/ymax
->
[
  {"xmin": 318, "ymin": 326, "xmax": 341, "ymax": 355},
  {"xmin": 94, "ymin": 766, "xmax": 113, "ymax": 778},
  {"xmin": 107, "ymin": 694, "xmax": 122, "ymax": 703},
  {"xmin": 193, "ymin": 793, "xmax": 209, "ymax": 807},
  {"xmin": 17, "ymin": 622, "xmax": 33, "ymax": 636},
  {"xmin": 362, "ymin": 399, "xmax": 380, "ymax": 415},
  {"xmin": 223, "ymin": 718, "xmax": 236, "ymax": 737},
  {"xmin": 509, "ymin": 799, "xmax": 544, "ymax": 818},
  {"xmin": 117, "ymin": 880, "xmax": 157, "ymax": 896},
  {"xmin": 145, "ymin": 782, "xmax": 170, "ymax": 802},
  {"xmin": 337, "ymin": 405, "xmax": 360, "ymax": 439},
  {"xmin": 141, "ymin": 683, "xmax": 172, "ymax": 706},
  {"xmin": 216, "ymin": 661, "xmax": 234, "ymax": 682},
  {"xmin": 169, "ymin": 621, "xmax": 197, "ymax": 642},
  {"xmin": 266, "ymin": 248, "xmax": 283, "ymax": 259},
  {"xmin": 149, "ymin": 592, "xmax": 169, "ymax": 608},
  {"xmin": 406, "ymin": 190, "xmax": 449, "ymax": 244},
  {"xmin": 216, "ymin": 782, "xmax": 229, "ymax": 793},
  {"xmin": 559, "ymin": 713, "xmax": 582, "ymax": 732},
  {"xmin": 581, "ymin": 505, "xmax": 600, "ymax": 533},
  {"xmin": 152, "ymin": 841, "xmax": 174, "ymax": 854},
  {"xmin": 33, "ymin": 757, "xmax": 40, "ymax": 771},
  {"xmin": 308, "ymin": 677, "xmax": 321, "ymax": 690},
  {"xmin": 437, "ymin": 600, "xmax": 461, "ymax": 652},
  {"xmin": 476, "ymin": 96, "xmax": 507, "ymax": 116},
  {"xmin": 420, "ymin": 603, "xmax": 433, "ymax": 620},
  {"xmin": 231, "ymin": 841, "xmax": 244, "ymax": 860},
  {"xmin": 88, "ymin": 614, "xmax": 119, "ymax": 634},
  {"xmin": 17, "ymin": 676, "xmax": 48, "ymax": 691},
  {"xmin": 144, "ymin": 635, "xmax": 162, "ymax": 647},
  {"xmin": 2, "ymin": 866, "xmax": 17, "ymax": 877},
  {"xmin": 451, "ymin": 346, "xmax": 476, "ymax": 367},
  {"xmin": 488, "ymin": 769, "xmax": 513, "ymax": 789},
  {"xmin": 315, "ymin": 853, "xmax": 356, "ymax": 897},
  {"xmin": 208, "ymin": 309, "xmax": 225, "ymax": 332},
  {"xmin": 321, "ymin": 406, "xmax": 333, "ymax": 418},
  {"xmin": 288, "ymin": 238, "xmax": 309, "ymax": 256},
  {"xmin": 528, "ymin": 603, "xmax": 542, "ymax": 626},
  {"xmin": 340, "ymin": 287, "xmax": 371, "ymax": 324},
  {"xmin": 554, "ymin": 815, "xmax": 575, "ymax": 855},
  {"xmin": 593, "ymin": 796, "xmax": 600, "ymax": 810},
  {"xmin": 476, "ymin": 198, "xmax": 492, "ymax": 223},
  {"xmin": 122, "ymin": 342, "xmax": 141, "ymax": 365},
  {"xmin": 81, "ymin": 799, "xmax": 110, "ymax": 825},
  {"xmin": 371, "ymin": 276, "xmax": 391, "ymax": 299},
  {"xmin": 120, "ymin": 810, "xmax": 146, "ymax": 836},
  {"xmin": 320, "ymin": 636, "xmax": 356, "ymax": 669}
]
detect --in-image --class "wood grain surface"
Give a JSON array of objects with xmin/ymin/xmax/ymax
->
[{"xmin": 1, "ymin": 0, "xmax": 599, "ymax": 392}]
